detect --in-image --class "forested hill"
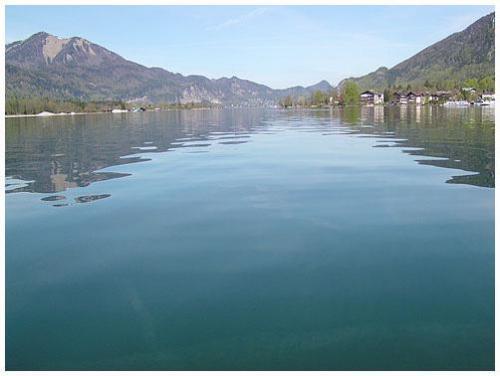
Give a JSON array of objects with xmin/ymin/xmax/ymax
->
[
  {"xmin": 5, "ymin": 32, "xmax": 332, "ymax": 105},
  {"xmin": 5, "ymin": 11, "xmax": 495, "ymax": 110},
  {"xmin": 338, "ymin": 12, "xmax": 495, "ymax": 91}
]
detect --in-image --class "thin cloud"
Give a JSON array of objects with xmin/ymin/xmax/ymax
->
[{"xmin": 206, "ymin": 7, "xmax": 267, "ymax": 31}]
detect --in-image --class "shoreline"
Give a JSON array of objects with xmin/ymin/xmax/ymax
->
[
  {"xmin": 5, "ymin": 103, "xmax": 495, "ymax": 118},
  {"xmin": 5, "ymin": 111, "xmax": 108, "ymax": 118},
  {"xmin": 4, "ymin": 107, "xmax": 223, "ymax": 118}
]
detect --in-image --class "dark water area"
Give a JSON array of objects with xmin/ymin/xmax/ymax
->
[{"xmin": 6, "ymin": 107, "xmax": 495, "ymax": 370}]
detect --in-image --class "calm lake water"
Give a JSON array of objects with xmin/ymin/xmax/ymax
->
[{"xmin": 6, "ymin": 107, "xmax": 495, "ymax": 370}]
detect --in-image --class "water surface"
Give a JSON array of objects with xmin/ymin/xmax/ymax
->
[{"xmin": 6, "ymin": 107, "xmax": 495, "ymax": 370}]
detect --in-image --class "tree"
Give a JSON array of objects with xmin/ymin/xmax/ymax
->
[
  {"xmin": 383, "ymin": 88, "xmax": 392, "ymax": 103},
  {"xmin": 341, "ymin": 81, "xmax": 359, "ymax": 105},
  {"xmin": 312, "ymin": 90, "xmax": 328, "ymax": 106},
  {"xmin": 463, "ymin": 78, "xmax": 479, "ymax": 89},
  {"xmin": 297, "ymin": 96, "xmax": 308, "ymax": 107},
  {"xmin": 279, "ymin": 95, "xmax": 293, "ymax": 108},
  {"xmin": 478, "ymin": 76, "xmax": 494, "ymax": 92}
]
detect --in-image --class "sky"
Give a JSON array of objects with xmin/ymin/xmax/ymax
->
[{"xmin": 5, "ymin": 5, "xmax": 495, "ymax": 89}]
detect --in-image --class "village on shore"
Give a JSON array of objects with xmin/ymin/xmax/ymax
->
[
  {"xmin": 5, "ymin": 82, "xmax": 495, "ymax": 118},
  {"xmin": 279, "ymin": 81, "xmax": 495, "ymax": 109},
  {"xmin": 357, "ymin": 88, "xmax": 495, "ymax": 107}
]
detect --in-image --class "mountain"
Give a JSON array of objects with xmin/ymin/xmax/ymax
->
[
  {"xmin": 276, "ymin": 80, "xmax": 334, "ymax": 99},
  {"xmin": 338, "ymin": 12, "xmax": 495, "ymax": 90},
  {"xmin": 7, "ymin": 12, "xmax": 494, "ymax": 105},
  {"xmin": 6, "ymin": 32, "xmax": 333, "ymax": 105}
]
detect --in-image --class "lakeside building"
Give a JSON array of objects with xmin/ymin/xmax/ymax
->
[
  {"xmin": 393, "ymin": 92, "xmax": 408, "ymax": 105},
  {"xmin": 481, "ymin": 93, "xmax": 495, "ymax": 102},
  {"xmin": 427, "ymin": 93, "xmax": 440, "ymax": 103},
  {"xmin": 407, "ymin": 92, "xmax": 424, "ymax": 104},
  {"xmin": 360, "ymin": 91, "xmax": 384, "ymax": 105},
  {"xmin": 462, "ymin": 87, "xmax": 477, "ymax": 94},
  {"xmin": 478, "ymin": 93, "xmax": 495, "ymax": 106},
  {"xmin": 435, "ymin": 91, "xmax": 454, "ymax": 102},
  {"xmin": 391, "ymin": 90, "xmax": 454, "ymax": 105}
]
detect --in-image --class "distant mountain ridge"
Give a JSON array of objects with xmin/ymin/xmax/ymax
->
[
  {"xmin": 338, "ymin": 12, "xmax": 495, "ymax": 90},
  {"xmin": 5, "ymin": 12, "xmax": 495, "ymax": 105},
  {"xmin": 6, "ymin": 32, "xmax": 333, "ymax": 105}
]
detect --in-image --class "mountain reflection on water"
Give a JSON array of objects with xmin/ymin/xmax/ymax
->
[{"xmin": 5, "ymin": 106, "xmax": 495, "ymax": 199}]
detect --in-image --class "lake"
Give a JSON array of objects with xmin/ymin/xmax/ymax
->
[{"xmin": 6, "ymin": 106, "xmax": 495, "ymax": 370}]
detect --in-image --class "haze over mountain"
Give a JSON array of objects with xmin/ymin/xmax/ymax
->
[
  {"xmin": 339, "ymin": 12, "xmax": 495, "ymax": 91},
  {"xmin": 6, "ymin": 32, "xmax": 333, "ymax": 105},
  {"xmin": 5, "ymin": 11, "xmax": 495, "ymax": 105}
]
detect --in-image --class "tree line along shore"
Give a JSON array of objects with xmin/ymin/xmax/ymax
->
[
  {"xmin": 5, "ymin": 77, "xmax": 495, "ymax": 116},
  {"xmin": 279, "ymin": 77, "xmax": 495, "ymax": 108},
  {"xmin": 4, "ymin": 97, "xmax": 217, "ymax": 116}
]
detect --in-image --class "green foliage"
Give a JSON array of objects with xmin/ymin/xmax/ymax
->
[
  {"xmin": 311, "ymin": 90, "xmax": 328, "ymax": 106},
  {"xmin": 383, "ymin": 88, "xmax": 392, "ymax": 103},
  {"xmin": 478, "ymin": 76, "xmax": 495, "ymax": 92},
  {"xmin": 463, "ymin": 78, "xmax": 479, "ymax": 88},
  {"xmin": 5, "ymin": 95, "xmax": 127, "ymax": 115},
  {"xmin": 279, "ymin": 89, "xmax": 334, "ymax": 108},
  {"xmin": 279, "ymin": 95, "xmax": 293, "ymax": 108},
  {"xmin": 342, "ymin": 81, "xmax": 360, "ymax": 105},
  {"xmin": 345, "ymin": 13, "xmax": 494, "ymax": 94}
]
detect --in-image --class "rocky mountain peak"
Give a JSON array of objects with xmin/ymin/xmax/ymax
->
[{"xmin": 7, "ymin": 32, "xmax": 117, "ymax": 67}]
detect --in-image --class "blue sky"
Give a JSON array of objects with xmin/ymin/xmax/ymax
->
[{"xmin": 6, "ymin": 5, "xmax": 494, "ymax": 88}]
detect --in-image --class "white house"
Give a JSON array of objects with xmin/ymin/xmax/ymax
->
[
  {"xmin": 481, "ymin": 93, "xmax": 495, "ymax": 102},
  {"xmin": 360, "ymin": 91, "xmax": 384, "ymax": 105}
]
